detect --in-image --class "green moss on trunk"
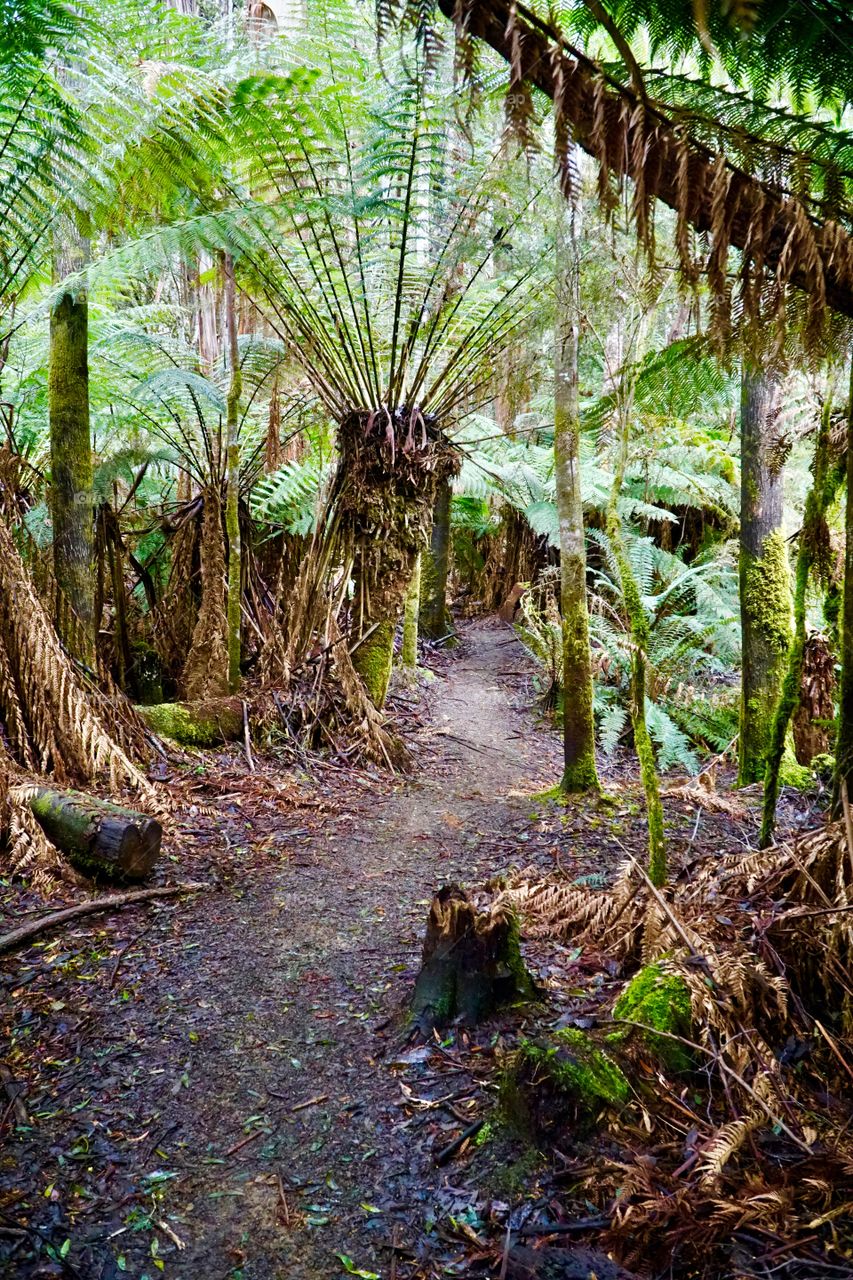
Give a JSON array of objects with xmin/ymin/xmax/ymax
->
[
  {"xmin": 352, "ymin": 619, "xmax": 395, "ymax": 709},
  {"xmin": 835, "ymin": 356, "xmax": 853, "ymax": 811},
  {"xmin": 421, "ymin": 478, "xmax": 453, "ymax": 640},
  {"xmin": 739, "ymin": 364, "xmax": 792, "ymax": 786},
  {"xmin": 739, "ymin": 530, "xmax": 793, "ymax": 784},
  {"xmin": 504, "ymin": 1027, "xmax": 629, "ymax": 1134},
  {"xmin": 401, "ymin": 553, "xmax": 421, "ymax": 669},
  {"xmin": 49, "ymin": 289, "xmax": 95, "ymax": 665},
  {"xmin": 555, "ymin": 205, "xmax": 599, "ymax": 795}
]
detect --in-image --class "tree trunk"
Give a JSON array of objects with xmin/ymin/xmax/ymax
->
[
  {"xmin": 223, "ymin": 253, "xmax": 242, "ymax": 692},
  {"xmin": 738, "ymin": 363, "xmax": 792, "ymax": 786},
  {"xmin": 24, "ymin": 787, "xmax": 161, "ymax": 880},
  {"xmin": 606, "ymin": 347, "xmax": 665, "ymax": 885},
  {"xmin": 401, "ymin": 553, "xmax": 421, "ymax": 669},
  {"xmin": 761, "ymin": 403, "xmax": 841, "ymax": 845},
  {"xmin": 49, "ymin": 288, "xmax": 95, "ymax": 666},
  {"xmin": 420, "ymin": 477, "xmax": 453, "ymax": 640},
  {"xmin": 555, "ymin": 202, "xmax": 598, "ymax": 794},
  {"xmin": 183, "ymin": 487, "xmax": 230, "ymax": 702},
  {"xmin": 835, "ymin": 361, "xmax": 853, "ymax": 809},
  {"xmin": 411, "ymin": 884, "xmax": 532, "ymax": 1033}
]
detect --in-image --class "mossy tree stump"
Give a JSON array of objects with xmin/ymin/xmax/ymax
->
[
  {"xmin": 503, "ymin": 1027, "xmax": 630, "ymax": 1136},
  {"xmin": 411, "ymin": 885, "xmax": 533, "ymax": 1032},
  {"xmin": 25, "ymin": 788, "xmax": 162, "ymax": 881}
]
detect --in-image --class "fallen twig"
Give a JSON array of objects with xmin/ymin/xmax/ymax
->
[
  {"xmin": 225, "ymin": 1129, "xmax": 264, "ymax": 1157},
  {"xmin": 291, "ymin": 1094, "xmax": 329, "ymax": 1112},
  {"xmin": 0, "ymin": 883, "xmax": 210, "ymax": 955},
  {"xmin": 434, "ymin": 1118, "xmax": 483, "ymax": 1165}
]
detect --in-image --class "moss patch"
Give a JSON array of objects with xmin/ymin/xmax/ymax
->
[
  {"xmin": 137, "ymin": 699, "xmax": 242, "ymax": 747},
  {"xmin": 612, "ymin": 963, "xmax": 693, "ymax": 1072}
]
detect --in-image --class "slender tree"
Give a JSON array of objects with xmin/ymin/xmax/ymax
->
[
  {"xmin": 421, "ymin": 479, "xmax": 453, "ymax": 641},
  {"xmin": 835, "ymin": 360, "xmax": 853, "ymax": 810},
  {"xmin": 554, "ymin": 201, "xmax": 598, "ymax": 793},
  {"xmin": 738, "ymin": 362, "xmax": 792, "ymax": 786},
  {"xmin": 761, "ymin": 397, "xmax": 843, "ymax": 844},
  {"xmin": 224, "ymin": 252, "xmax": 242, "ymax": 692},
  {"xmin": 49, "ymin": 274, "xmax": 95, "ymax": 667}
]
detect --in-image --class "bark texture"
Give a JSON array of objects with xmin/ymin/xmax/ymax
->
[
  {"xmin": 224, "ymin": 253, "xmax": 243, "ymax": 692},
  {"xmin": 401, "ymin": 553, "xmax": 421, "ymax": 669},
  {"xmin": 420, "ymin": 478, "xmax": 453, "ymax": 640},
  {"xmin": 835, "ymin": 362, "xmax": 853, "ymax": 808},
  {"xmin": 49, "ymin": 289, "xmax": 95, "ymax": 665},
  {"xmin": 738, "ymin": 364, "xmax": 792, "ymax": 786},
  {"xmin": 555, "ymin": 204, "xmax": 598, "ymax": 793}
]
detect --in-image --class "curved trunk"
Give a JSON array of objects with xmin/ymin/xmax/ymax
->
[
  {"xmin": 761, "ymin": 404, "xmax": 842, "ymax": 845},
  {"xmin": 49, "ymin": 289, "xmax": 94, "ymax": 666},
  {"xmin": 738, "ymin": 363, "xmax": 792, "ymax": 786}
]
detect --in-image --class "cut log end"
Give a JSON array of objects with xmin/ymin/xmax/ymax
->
[{"xmin": 25, "ymin": 788, "xmax": 162, "ymax": 882}]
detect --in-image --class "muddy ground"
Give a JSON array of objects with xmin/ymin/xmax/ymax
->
[{"xmin": 0, "ymin": 621, "xmax": 795, "ymax": 1279}]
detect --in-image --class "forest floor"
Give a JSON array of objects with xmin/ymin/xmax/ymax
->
[{"xmin": 0, "ymin": 620, "xmax": 807, "ymax": 1280}]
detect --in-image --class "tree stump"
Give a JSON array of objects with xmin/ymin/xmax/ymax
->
[
  {"xmin": 411, "ymin": 885, "xmax": 533, "ymax": 1032},
  {"xmin": 25, "ymin": 788, "xmax": 162, "ymax": 881}
]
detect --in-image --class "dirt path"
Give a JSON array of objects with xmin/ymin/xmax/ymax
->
[{"xmin": 2, "ymin": 621, "xmax": 582, "ymax": 1280}]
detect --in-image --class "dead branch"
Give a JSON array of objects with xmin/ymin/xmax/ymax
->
[{"xmin": 0, "ymin": 882, "xmax": 210, "ymax": 955}]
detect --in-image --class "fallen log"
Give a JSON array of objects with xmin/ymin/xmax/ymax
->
[
  {"xmin": 411, "ymin": 884, "xmax": 534, "ymax": 1031},
  {"xmin": 136, "ymin": 698, "xmax": 243, "ymax": 747},
  {"xmin": 0, "ymin": 882, "xmax": 209, "ymax": 955},
  {"xmin": 24, "ymin": 787, "xmax": 162, "ymax": 880}
]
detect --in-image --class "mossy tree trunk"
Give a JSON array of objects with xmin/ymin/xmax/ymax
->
[
  {"xmin": 761, "ymin": 402, "xmax": 842, "ymax": 845},
  {"xmin": 401, "ymin": 553, "xmax": 421, "ymax": 669},
  {"xmin": 49, "ymin": 288, "xmax": 95, "ymax": 666},
  {"xmin": 223, "ymin": 253, "xmax": 243, "ymax": 692},
  {"xmin": 420, "ymin": 477, "xmax": 452, "ymax": 640},
  {"xmin": 738, "ymin": 362, "xmax": 793, "ymax": 785},
  {"xmin": 607, "ymin": 359, "xmax": 665, "ymax": 885},
  {"xmin": 555, "ymin": 202, "xmax": 598, "ymax": 794},
  {"xmin": 835, "ymin": 359, "xmax": 853, "ymax": 812}
]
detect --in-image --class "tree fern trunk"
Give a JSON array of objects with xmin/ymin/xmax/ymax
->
[
  {"xmin": 49, "ymin": 287, "xmax": 94, "ymax": 666},
  {"xmin": 738, "ymin": 363, "xmax": 792, "ymax": 786},
  {"xmin": 555, "ymin": 203, "xmax": 598, "ymax": 794}
]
